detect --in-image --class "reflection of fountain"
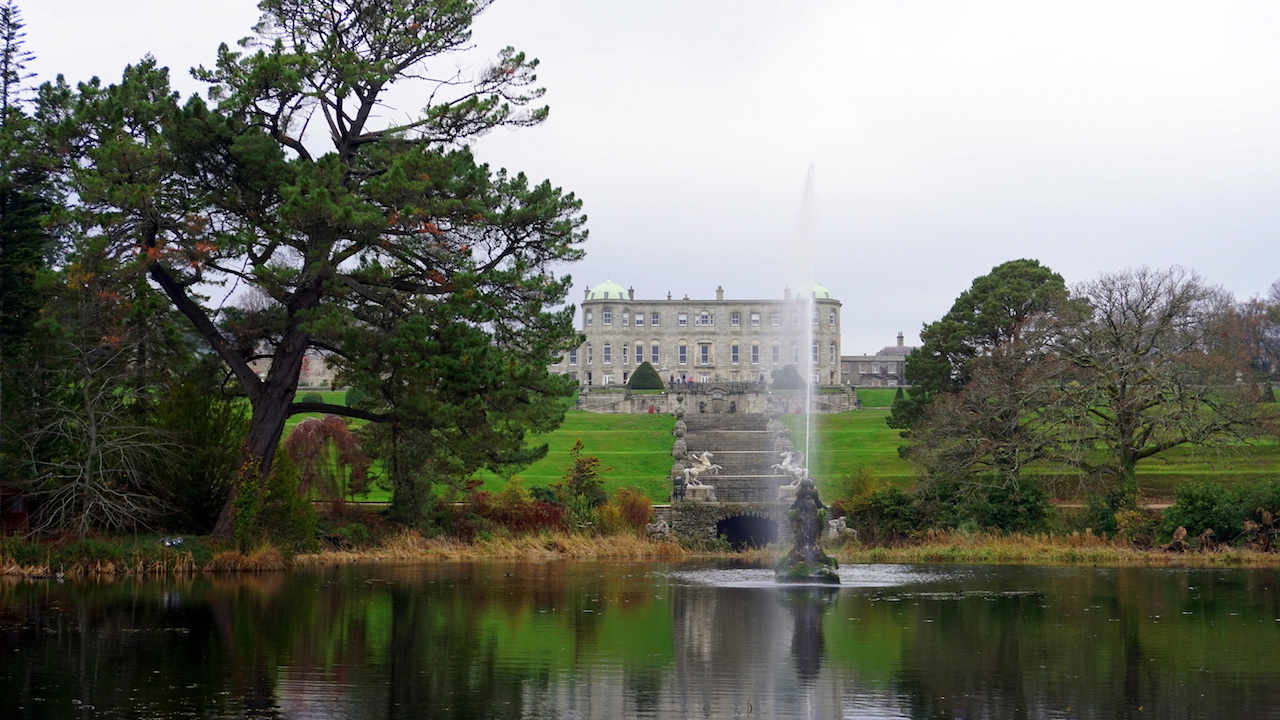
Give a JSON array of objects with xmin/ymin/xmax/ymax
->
[
  {"xmin": 776, "ymin": 478, "xmax": 840, "ymax": 584},
  {"xmin": 781, "ymin": 587, "xmax": 838, "ymax": 685}
]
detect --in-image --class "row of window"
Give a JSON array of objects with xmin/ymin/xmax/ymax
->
[
  {"xmin": 567, "ymin": 341, "xmax": 840, "ymax": 366},
  {"xmin": 852, "ymin": 361, "xmax": 902, "ymax": 375},
  {"xmin": 585, "ymin": 309, "xmax": 839, "ymax": 328}
]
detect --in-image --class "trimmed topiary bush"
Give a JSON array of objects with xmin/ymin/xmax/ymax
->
[
  {"xmin": 771, "ymin": 364, "xmax": 806, "ymax": 390},
  {"xmin": 627, "ymin": 361, "xmax": 664, "ymax": 389}
]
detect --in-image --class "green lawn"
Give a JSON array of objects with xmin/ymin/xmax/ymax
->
[
  {"xmin": 284, "ymin": 391, "xmax": 1279, "ymax": 504},
  {"xmin": 783, "ymin": 410, "xmax": 914, "ymax": 495},
  {"xmin": 784, "ymin": 410, "xmax": 1280, "ymax": 500},
  {"xmin": 854, "ymin": 388, "xmax": 900, "ymax": 408},
  {"xmin": 474, "ymin": 412, "xmax": 676, "ymax": 501}
]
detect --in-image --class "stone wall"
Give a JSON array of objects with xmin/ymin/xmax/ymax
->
[
  {"xmin": 575, "ymin": 388, "xmax": 858, "ymax": 415},
  {"xmin": 670, "ymin": 502, "xmax": 795, "ymax": 547}
]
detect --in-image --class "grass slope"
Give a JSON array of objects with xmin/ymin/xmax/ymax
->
[
  {"xmin": 474, "ymin": 412, "xmax": 676, "ymax": 500},
  {"xmin": 289, "ymin": 390, "xmax": 1278, "ymax": 504}
]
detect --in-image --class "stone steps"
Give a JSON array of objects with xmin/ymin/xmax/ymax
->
[{"xmin": 675, "ymin": 411, "xmax": 799, "ymax": 502}]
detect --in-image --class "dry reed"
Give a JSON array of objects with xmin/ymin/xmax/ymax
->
[
  {"xmin": 294, "ymin": 530, "xmax": 689, "ymax": 565},
  {"xmin": 831, "ymin": 530, "xmax": 1280, "ymax": 568}
]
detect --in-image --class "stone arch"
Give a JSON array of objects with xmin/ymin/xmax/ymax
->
[{"xmin": 716, "ymin": 512, "xmax": 779, "ymax": 550}]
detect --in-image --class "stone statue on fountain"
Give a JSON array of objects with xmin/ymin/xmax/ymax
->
[{"xmin": 776, "ymin": 477, "xmax": 840, "ymax": 584}]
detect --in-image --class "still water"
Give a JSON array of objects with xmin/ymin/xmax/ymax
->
[{"xmin": 3, "ymin": 560, "xmax": 1280, "ymax": 719}]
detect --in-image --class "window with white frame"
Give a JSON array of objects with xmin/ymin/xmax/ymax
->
[
  {"xmin": 731, "ymin": 344, "xmax": 740, "ymax": 364},
  {"xmin": 622, "ymin": 311, "xmax": 629, "ymax": 326},
  {"xmin": 621, "ymin": 344, "xmax": 628, "ymax": 364},
  {"xmin": 651, "ymin": 312, "xmax": 660, "ymax": 326},
  {"xmin": 635, "ymin": 313, "xmax": 644, "ymax": 326},
  {"xmin": 678, "ymin": 344, "xmax": 687, "ymax": 364},
  {"xmin": 651, "ymin": 344, "xmax": 660, "ymax": 364},
  {"xmin": 751, "ymin": 312, "xmax": 760, "ymax": 326},
  {"xmin": 791, "ymin": 344, "xmax": 799, "ymax": 365},
  {"xmin": 812, "ymin": 308, "xmax": 819, "ymax": 325},
  {"xmin": 568, "ymin": 349, "xmax": 578, "ymax": 366},
  {"xmin": 602, "ymin": 308, "xmax": 612, "ymax": 325},
  {"xmin": 698, "ymin": 344, "xmax": 710, "ymax": 364},
  {"xmin": 872, "ymin": 362, "xmax": 880, "ymax": 374},
  {"xmin": 771, "ymin": 343, "xmax": 780, "ymax": 364},
  {"xmin": 731, "ymin": 312, "xmax": 740, "ymax": 326},
  {"xmin": 603, "ymin": 373, "xmax": 613, "ymax": 385},
  {"xmin": 829, "ymin": 342, "xmax": 837, "ymax": 364},
  {"xmin": 751, "ymin": 343, "xmax": 760, "ymax": 364},
  {"xmin": 603, "ymin": 343, "xmax": 612, "ymax": 363},
  {"xmin": 829, "ymin": 310, "xmax": 836, "ymax": 326},
  {"xmin": 585, "ymin": 311, "xmax": 593, "ymax": 326},
  {"xmin": 812, "ymin": 340, "xmax": 819, "ymax": 364},
  {"xmin": 771, "ymin": 312, "xmax": 780, "ymax": 327},
  {"xmin": 695, "ymin": 312, "xmax": 712, "ymax": 327},
  {"xmin": 678, "ymin": 313, "xmax": 688, "ymax": 327},
  {"xmin": 587, "ymin": 345, "xmax": 593, "ymax": 363}
]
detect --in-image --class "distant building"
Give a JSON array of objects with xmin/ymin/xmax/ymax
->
[
  {"xmin": 841, "ymin": 332, "xmax": 917, "ymax": 387},
  {"xmin": 551, "ymin": 281, "xmax": 844, "ymax": 388}
]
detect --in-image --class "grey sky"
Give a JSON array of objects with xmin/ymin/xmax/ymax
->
[{"xmin": 21, "ymin": 0, "xmax": 1280, "ymax": 353}]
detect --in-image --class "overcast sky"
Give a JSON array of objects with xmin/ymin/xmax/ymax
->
[{"xmin": 21, "ymin": 0, "xmax": 1280, "ymax": 353}]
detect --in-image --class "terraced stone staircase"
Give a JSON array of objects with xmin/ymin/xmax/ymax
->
[{"xmin": 680, "ymin": 413, "xmax": 789, "ymax": 503}]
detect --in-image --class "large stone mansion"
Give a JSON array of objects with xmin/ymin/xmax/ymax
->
[{"xmin": 550, "ymin": 281, "xmax": 845, "ymax": 388}]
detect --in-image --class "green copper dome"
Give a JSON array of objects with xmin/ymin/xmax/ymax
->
[
  {"xmin": 586, "ymin": 280, "xmax": 627, "ymax": 300},
  {"xmin": 796, "ymin": 282, "xmax": 833, "ymax": 299}
]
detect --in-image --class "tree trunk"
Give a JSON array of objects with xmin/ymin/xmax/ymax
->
[{"xmin": 210, "ymin": 329, "xmax": 312, "ymax": 542}]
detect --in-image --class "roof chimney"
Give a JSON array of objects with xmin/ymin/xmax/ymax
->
[
  {"xmin": 716, "ymin": 285, "xmax": 724, "ymax": 301},
  {"xmin": 897, "ymin": 332, "xmax": 904, "ymax": 347},
  {"xmin": 628, "ymin": 286, "xmax": 635, "ymax": 301},
  {"xmin": 584, "ymin": 288, "xmax": 589, "ymax": 300},
  {"xmin": 783, "ymin": 285, "xmax": 791, "ymax": 300}
]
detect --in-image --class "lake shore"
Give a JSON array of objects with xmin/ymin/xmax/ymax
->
[{"xmin": 4, "ymin": 529, "xmax": 1278, "ymax": 577}]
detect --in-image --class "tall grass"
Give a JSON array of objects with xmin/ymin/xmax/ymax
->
[
  {"xmin": 831, "ymin": 530, "xmax": 1276, "ymax": 567},
  {"xmin": 294, "ymin": 529, "xmax": 688, "ymax": 563}
]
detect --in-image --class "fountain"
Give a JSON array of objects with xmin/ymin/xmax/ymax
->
[
  {"xmin": 776, "ymin": 477, "xmax": 840, "ymax": 584},
  {"xmin": 774, "ymin": 163, "xmax": 839, "ymax": 584}
]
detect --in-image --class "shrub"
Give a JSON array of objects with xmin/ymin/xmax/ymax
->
[
  {"xmin": 1162, "ymin": 480, "xmax": 1243, "ymax": 545},
  {"xmin": 344, "ymin": 386, "xmax": 366, "ymax": 408},
  {"xmin": 968, "ymin": 477, "xmax": 1050, "ymax": 533},
  {"xmin": 240, "ymin": 453, "xmax": 319, "ymax": 554},
  {"xmin": 844, "ymin": 486, "xmax": 921, "ymax": 545},
  {"xmin": 330, "ymin": 522, "xmax": 373, "ymax": 549},
  {"xmin": 599, "ymin": 487, "xmax": 652, "ymax": 534},
  {"xmin": 627, "ymin": 361, "xmax": 664, "ymax": 390},
  {"xmin": 829, "ymin": 466, "xmax": 879, "ymax": 517},
  {"xmin": 552, "ymin": 440, "xmax": 609, "ymax": 529},
  {"xmin": 300, "ymin": 391, "xmax": 325, "ymax": 405},
  {"xmin": 149, "ymin": 373, "xmax": 249, "ymax": 533},
  {"xmin": 467, "ymin": 481, "xmax": 568, "ymax": 535},
  {"xmin": 1079, "ymin": 493, "xmax": 1119, "ymax": 536}
]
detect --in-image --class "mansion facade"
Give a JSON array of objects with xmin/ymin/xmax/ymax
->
[{"xmin": 551, "ymin": 281, "xmax": 843, "ymax": 388}]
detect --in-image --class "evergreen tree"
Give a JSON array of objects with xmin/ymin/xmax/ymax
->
[
  {"xmin": 888, "ymin": 259, "xmax": 1068, "ymax": 431},
  {"xmin": 0, "ymin": 0, "xmax": 33, "ymax": 117},
  {"xmin": 47, "ymin": 0, "xmax": 586, "ymax": 537}
]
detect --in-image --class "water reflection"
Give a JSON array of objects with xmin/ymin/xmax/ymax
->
[{"xmin": 4, "ymin": 562, "xmax": 1280, "ymax": 719}]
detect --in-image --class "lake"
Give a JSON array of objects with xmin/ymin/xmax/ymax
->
[{"xmin": 3, "ymin": 559, "xmax": 1280, "ymax": 719}]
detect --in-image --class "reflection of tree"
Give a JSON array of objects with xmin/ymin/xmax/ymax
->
[{"xmin": 15, "ymin": 565, "xmax": 1280, "ymax": 718}]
